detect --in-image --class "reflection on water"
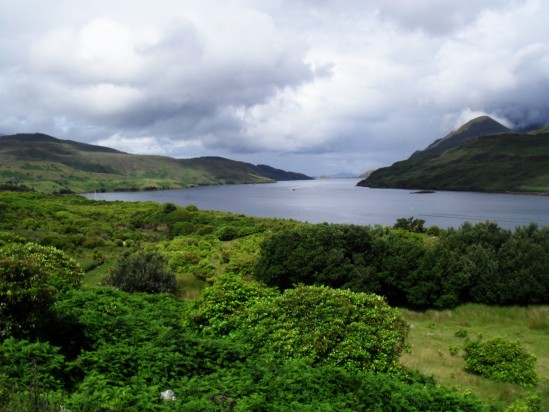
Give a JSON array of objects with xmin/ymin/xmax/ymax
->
[{"xmin": 84, "ymin": 179, "xmax": 549, "ymax": 229}]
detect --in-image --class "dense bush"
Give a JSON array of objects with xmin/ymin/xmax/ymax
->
[
  {"xmin": 1, "ymin": 287, "xmax": 489, "ymax": 411},
  {"xmin": 235, "ymin": 285, "xmax": 409, "ymax": 372},
  {"xmin": 0, "ymin": 338, "xmax": 66, "ymax": 392},
  {"xmin": 186, "ymin": 273, "xmax": 277, "ymax": 335},
  {"xmin": 0, "ymin": 242, "xmax": 82, "ymax": 338},
  {"xmin": 464, "ymin": 337, "xmax": 538, "ymax": 387},
  {"xmin": 255, "ymin": 224, "xmax": 375, "ymax": 290},
  {"xmin": 254, "ymin": 221, "xmax": 549, "ymax": 309},
  {"xmin": 107, "ymin": 250, "xmax": 177, "ymax": 294}
]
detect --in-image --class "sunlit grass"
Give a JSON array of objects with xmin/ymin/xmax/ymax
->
[
  {"xmin": 400, "ymin": 304, "xmax": 549, "ymax": 410},
  {"xmin": 81, "ymin": 260, "xmax": 114, "ymax": 287}
]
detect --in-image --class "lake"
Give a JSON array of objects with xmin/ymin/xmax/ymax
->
[{"xmin": 84, "ymin": 179, "xmax": 549, "ymax": 229}]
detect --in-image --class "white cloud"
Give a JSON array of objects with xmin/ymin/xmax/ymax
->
[
  {"xmin": 0, "ymin": 0, "xmax": 548, "ymax": 175},
  {"xmin": 96, "ymin": 134, "xmax": 169, "ymax": 155}
]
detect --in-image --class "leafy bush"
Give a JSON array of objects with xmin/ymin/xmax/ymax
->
[
  {"xmin": 505, "ymin": 392, "xmax": 542, "ymax": 412},
  {"xmin": 0, "ymin": 242, "xmax": 82, "ymax": 337},
  {"xmin": 0, "ymin": 338, "xmax": 65, "ymax": 391},
  {"xmin": 235, "ymin": 285, "xmax": 409, "ymax": 372},
  {"xmin": 463, "ymin": 337, "xmax": 538, "ymax": 387},
  {"xmin": 107, "ymin": 250, "xmax": 177, "ymax": 294},
  {"xmin": 170, "ymin": 359, "xmax": 486, "ymax": 412},
  {"xmin": 186, "ymin": 274, "xmax": 277, "ymax": 335}
]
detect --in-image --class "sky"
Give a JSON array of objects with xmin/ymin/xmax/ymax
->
[{"xmin": 1, "ymin": 0, "xmax": 548, "ymax": 176}]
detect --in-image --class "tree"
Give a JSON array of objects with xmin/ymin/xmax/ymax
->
[
  {"xmin": 254, "ymin": 224, "xmax": 374, "ymax": 290},
  {"xmin": 107, "ymin": 250, "xmax": 177, "ymax": 294},
  {"xmin": 393, "ymin": 217, "xmax": 426, "ymax": 233},
  {"xmin": 0, "ymin": 242, "xmax": 82, "ymax": 338}
]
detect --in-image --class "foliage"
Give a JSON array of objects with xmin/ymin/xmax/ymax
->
[
  {"xmin": 0, "ymin": 191, "xmax": 291, "ymax": 290},
  {"xmin": 394, "ymin": 216, "xmax": 426, "ymax": 233},
  {"xmin": 254, "ymin": 221, "xmax": 549, "ymax": 309},
  {"xmin": 0, "ymin": 242, "xmax": 82, "ymax": 338},
  {"xmin": 106, "ymin": 250, "xmax": 177, "ymax": 294},
  {"xmin": 463, "ymin": 337, "xmax": 538, "ymax": 387},
  {"xmin": 505, "ymin": 392, "xmax": 542, "ymax": 412},
  {"xmin": 185, "ymin": 273, "xmax": 278, "ymax": 336},
  {"xmin": 0, "ymin": 285, "xmax": 530, "ymax": 411},
  {"xmin": 170, "ymin": 359, "xmax": 487, "ymax": 412},
  {"xmin": 255, "ymin": 223, "xmax": 375, "ymax": 290},
  {"xmin": 0, "ymin": 338, "xmax": 66, "ymax": 391},
  {"xmin": 235, "ymin": 285, "xmax": 409, "ymax": 372}
]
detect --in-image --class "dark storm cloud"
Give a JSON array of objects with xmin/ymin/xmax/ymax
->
[{"xmin": 0, "ymin": 0, "xmax": 548, "ymax": 175}]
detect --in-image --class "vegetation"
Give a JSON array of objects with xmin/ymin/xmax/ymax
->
[
  {"xmin": 359, "ymin": 133, "xmax": 549, "ymax": 192},
  {"xmin": 358, "ymin": 116, "xmax": 549, "ymax": 193},
  {"xmin": 464, "ymin": 337, "xmax": 538, "ymax": 387},
  {"xmin": 0, "ymin": 133, "xmax": 312, "ymax": 194},
  {"xmin": 0, "ymin": 190, "xmax": 547, "ymax": 410},
  {"xmin": 106, "ymin": 250, "xmax": 178, "ymax": 294},
  {"xmin": 234, "ymin": 285, "xmax": 409, "ymax": 372},
  {"xmin": 255, "ymin": 221, "xmax": 549, "ymax": 309},
  {"xmin": 400, "ymin": 305, "xmax": 548, "ymax": 411},
  {"xmin": 0, "ymin": 242, "xmax": 82, "ymax": 338}
]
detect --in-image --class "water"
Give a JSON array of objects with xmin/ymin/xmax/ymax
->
[{"xmin": 84, "ymin": 179, "xmax": 549, "ymax": 229}]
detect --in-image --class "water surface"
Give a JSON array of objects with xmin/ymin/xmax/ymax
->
[{"xmin": 85, "ymin": 179, "xmax": 549, "ymax": 229}]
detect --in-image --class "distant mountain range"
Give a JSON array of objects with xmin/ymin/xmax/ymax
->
[
  {"xmin": 358, "ymin": 116, "xmax": 549, "ymax": 193},
  {"xmin": 0, "ymin": 133, "xmax": 312, "ymax": 194}
]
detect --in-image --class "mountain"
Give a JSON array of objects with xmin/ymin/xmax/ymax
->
[
  {"xmin": 357, "ymin": 117, "xmax": 549, "ymax": 193},
  {"xmin": 0, "ymin": 133, "xmax": 312, "ymax": 193},
  {"xmin": 409, "ymin": 116, "xmax": 513, "ymax": 160}
]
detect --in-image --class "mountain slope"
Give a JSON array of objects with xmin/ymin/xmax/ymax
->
[
  {"xmin": 409, "ymin": 116, "xmax": 513, "ymax": 160},
  {"xmin": 358, "ymin": 118, "xmax": 549, "ymax": 193},
  {"xmin": 0, "ymin": 133, "xmax": 312, "ymax": 193}
]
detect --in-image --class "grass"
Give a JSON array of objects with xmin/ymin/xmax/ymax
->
[
  {"xmin": 400, "ymin": 304, "xmax": 549, "ymax": 410},
  {"xmin": 81, "ymin": 257, "xmax": 207, "ymax": 300},
  {"xmin": 82, "ymin": 261, "xmax": 115, "ymax": 287}
]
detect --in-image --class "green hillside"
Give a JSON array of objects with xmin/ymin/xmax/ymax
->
[
  {"xmin": 0, "ymin": 133, "xmax": 312, "ymax": 193},
  {"xmin": 358, "ymin": 129, "xmax": 549, "ymax": 193}
]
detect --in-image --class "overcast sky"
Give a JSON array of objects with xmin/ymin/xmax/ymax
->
[{"xmin": 1, "ymin": 0, "xmax": 548, "ymax": 176}]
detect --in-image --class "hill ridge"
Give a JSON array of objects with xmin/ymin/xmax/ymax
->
[
  {"xmin": 410, "ymin": 116, "xmax": 513, "ymax": 160},
  {"xmin": 357, "ymin": 117, "xmax": 549, "ymax": 193},
  {"xmin": 0, "ymin": 133, "xmax": 313, "ymax": 194}
]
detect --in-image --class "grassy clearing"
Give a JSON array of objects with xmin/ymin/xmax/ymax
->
[
  {"xmin": 400, "ymin": 304, "xmax": 549, "ymax": 410},
  {"xmin": 82, "ymin": 261, "xmax": 115, "ymax": 287}
]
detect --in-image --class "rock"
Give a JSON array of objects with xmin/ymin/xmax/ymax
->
[{"xmin": 160, "ymin": 389, "xmax": 176, "ymax": 401}]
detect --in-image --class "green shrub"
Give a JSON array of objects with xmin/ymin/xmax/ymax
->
[
  {"xmin": 0, "ymin": 338, "xmax": 65, "ymax": 391},
  {"xmin": 463, "ymin": 337, "xmax": 538, "ymax": 387},
  {"xmin": 0, "ymin": 242, "xmax": 82, "ymax": 337},
  {"xmin": 107, "ymin": 250, "xmax": 177, "ymax": 294},
  {"xmin": 236, "ymin": 285, "xmax": 409, "ymax": 372},
  {"xmin": 505, "ymin": 392, "xmax": 542, "ymax": 412},
  {"xmin": 186, "ymin": 274, "xmax": 277, "ymax": 335}
]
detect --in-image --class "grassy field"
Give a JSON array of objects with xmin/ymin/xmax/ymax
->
[{"xmin": 400, "ymin": 304, "xmax": 549, "ymax": 410}]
